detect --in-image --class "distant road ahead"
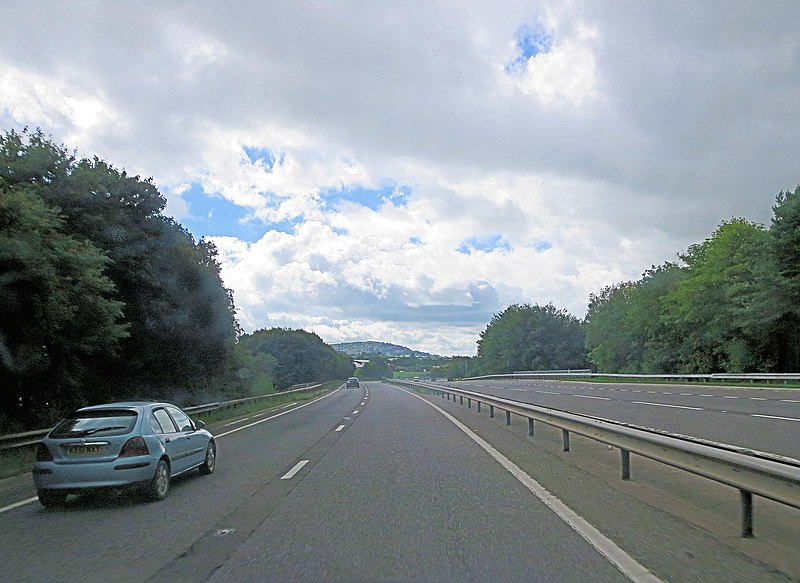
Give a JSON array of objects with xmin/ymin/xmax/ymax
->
[{"xmin": 444, "ymin": 378, "xmax": 800, "ymax": 458}]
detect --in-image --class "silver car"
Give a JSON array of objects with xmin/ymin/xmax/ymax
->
[{"xmin": 32, "ymin": 401, "xmax": 216, "ymax": 507}]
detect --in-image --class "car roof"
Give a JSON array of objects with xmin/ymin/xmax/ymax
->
[{"xmin": 78, "ymin": 401, "xmax": 172, "ymax": 411}]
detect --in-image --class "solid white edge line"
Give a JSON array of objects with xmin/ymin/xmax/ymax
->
[
  {"xmin": 281, "ymin": 459, "xmax": 309, "ymax": 480},
  {"xmin": 1, "ymin": 388, "xmax": 344, "ymax": 515},
  {"xmin": 752, "ymin": 414, "xmax": 800, "ymax": 422},
  {"xmin": 0, "ymin": 496, "xmax": 39, "ymax": 515},
  {"xmin": 394, "ymin": 386, "xmax": 662, "ymax": 583},
  {"xmin": 216, "ymin": 387, "xmax": 342, "ymax": 438}
]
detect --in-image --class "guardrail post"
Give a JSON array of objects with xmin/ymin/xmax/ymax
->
[
  {"xmin": 489, "ymin": 405, "xmax": 495, "ymax": 418},
  {"xmin": 621, "ymin": 449, "xmax": 631, "ymax": 480},
  {"xmin": 741, "ymin": 490, "xmax": 754, "ymax": 538},
  {"xmin": 528, "ymin": 418, "xmax": 535, "ymax": 436},
  {"xmin": 460, "ymin": 395, "xmax": 464, "ymax": 405},
  {"xmin": 467, "ymin": 398, "xmax": 472, "ymax": 408},
  {"xmin": 562, "ymin": 429, "xmax": 570, "ymax": 452},
  {"xmin": 506, "ymin": 410, "xmax": 511, "ymax": 425},
  {"xmin": 477, "ymin": 402, "xmax": 481, "ymax": 413}
]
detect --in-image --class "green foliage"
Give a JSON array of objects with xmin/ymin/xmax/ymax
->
[
  {"xmin": 359, "ymin": 356, "xmax": 391, "ymax": 379},
  {"xmin": 477, "ymin": 303, "xmax": 587, "ymax": 374},
  {"xmin": 585, "ymin": 214, "xmax": 791, "ymax": 374},
  {"xmin": 0, "ymin": 184, "xmax": 129, "ymax": 425},
  {"xmin": 0, "ymin": 129, "xmax": 239, "ymax": 427},
  {"xmin": 240, "ymin": 328, "xmax": 354, "ymax": 390}
]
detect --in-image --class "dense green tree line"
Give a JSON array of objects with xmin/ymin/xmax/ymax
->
[
  {"xmin": 0, "ymin": 129, "xmax": 242, "ymax": 429},
  {"xmin": 475, "ymin": 303, "xmax": 588, "ymax": 374},
  {"xmin": 239, "ymin": 328, "xmax": 353, "ymax": 390},
  {"xmin": 585, "ymin": 189, "xmax": 800, "ymax": 373},
  {"xmin": 467, "ymin": 187, "xmax": 800, "ymax": 377}
]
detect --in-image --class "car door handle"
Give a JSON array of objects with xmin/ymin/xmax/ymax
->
[{"xmin": 164, "ymin": 438, "xmax": 171, "ymax": 443}]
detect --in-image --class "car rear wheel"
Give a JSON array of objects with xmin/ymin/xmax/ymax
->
[
  {"xmin": 199, "ymin": 440, "xmax": 216, "ymax": 475},
  {"xmin": 146, "ymin": 459, "xmax": 170, "ymax": 501},
  {"xmin": 37, "ymin": 489, "xmax": 68, "ymax": 507}
]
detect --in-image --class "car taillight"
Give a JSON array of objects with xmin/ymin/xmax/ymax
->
[
  {"xmin": 35, "ymin": 443, "xmax": 54, "ymax": 462},
  {"xmin": 119, "ymin": 436, "xmax": 149, "ymax": 457}
]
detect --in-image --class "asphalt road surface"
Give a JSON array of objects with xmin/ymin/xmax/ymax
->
[{"xmin": 0, "ymin": 382, "xmax": 795, "ymax": 582}]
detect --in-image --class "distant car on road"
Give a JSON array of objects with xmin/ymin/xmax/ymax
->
[
  {"xmin": 413, "ymin": 377, "xmax": 420, "ymax": 382},
  {"xmin": 346, "ymin": 377, "xmax": 360, "ymax": 388},
  {"xmin": 32, "ymin": 401, "xmax": 216, "ymax": 507}
]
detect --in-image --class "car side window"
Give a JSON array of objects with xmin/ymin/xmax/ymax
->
[
  {"xmin": 153, "ymin": 408, "xmax": 178, "ymax": 434},
  {"xmin": 150, "ymin": 413, "xmax": 164, "ymax": 434},
  {"xmin": 167, "ymin": 407, "xmax": 193, "ymax": 432}
]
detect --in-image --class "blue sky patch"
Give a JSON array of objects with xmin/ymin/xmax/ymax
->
[
  {"xmin": 319, "ymin": 184, "xmax": 411, "ymax": 211},
  {"xmin": 533, "ymin": 240, "xmax": 552, "ymax": 252},
  {"xmin": 176, "ymin": 183, "xmax": 272, "ymax": 242},
  {"xmin": 458, "ymin": 234, "xmax": 513, "ymax": 254},
  {"xmin": 506, "ymin": 23, "xmax": 554, "ymax": 74},
  {"xmin": 243, "ymin": 146, "xmax": 279, "ymax": 171}
]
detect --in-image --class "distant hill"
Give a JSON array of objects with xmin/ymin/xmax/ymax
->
[{"xmin": 331, "ymin": 341, "xmax": 433, "ymax": 358}]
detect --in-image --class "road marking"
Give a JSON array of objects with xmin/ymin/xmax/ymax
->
[
  {"xmin": 780, "ymin": 399, "xmax": 800, "ymax": 403},
  {"xmin": 680, "ymin": 393, "xmax": 692, "ymax": 396},
  {"xmin": 536, "ymin": 391, "xmax": 560, "ymax": 395},
  {"xmin": 699, "ymin": 394, "xmax": 714, "ymax": 397},
  {"xmin": 223, "ymin": 417, "xmax": 250, "ymax": 426},
  {"xmin": 509, "ymin": 388, "xmax": 528, "ymax": 391},
  {"xmin": 749, "ymin": 397, "xmax": 767, "ymax": 401},
  {"xmin": 752, "ymin": 414, "xmax": 800, "ymax": 422},
  {"xmin": 722, "ymin": 396, "xmax": 739, "ymax": 399},
  {"xmin": 1, "ymin": 389, "xmax": 344, "ymax": 514},
  {"xmin": 352, "ymin": 410, "xmax": 360, "ymax": 414},
  {"xmin": 633, "ymin": 401, "xmax": 704, "ymax": 411},
  {"xmin": 0, "ymin": 496, "xmax": 39, "ymax": 515},
  {"xmin": 335, "ymin": 424, "xmax": 346, "ymax": 432},
  {"xmin": 573, "ymin": 395, "xmax": 611, "ymax": 401},
  {"xmin": 216, "ymin": 387, "xmax": 341, "ymax": 438},
  {"xmin": 396, "ymin": 386, "xmax": 663, "ymax": 583},
  {"xmin": 281, "ymin": 460, "xmax": 309, "ymax": 480}
]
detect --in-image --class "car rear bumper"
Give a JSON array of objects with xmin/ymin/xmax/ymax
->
[{"xmin": 32, "ymin": 458, "xmax": 155, "ymax": 491}]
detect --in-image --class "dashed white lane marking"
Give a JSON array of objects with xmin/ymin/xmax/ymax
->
[
  {"xmin": 536, "ymin": 391, "xmax": 560, "ymax": 395},
  {"xmin": 749, "ymin": 397, "xmax": 767, "ymax": 401},
  {"xmin": 780, "ymin": 399, "xmax": 800, "ymax": 403},
  {"xmin": 573, "ymin": 395, "xmax": 611, "ymax": 401},
  {"xmin": 335, "ymin": 424, "xmax": 346, "ymax": 432},
  {"xmin": 352, "ymin": 410, "xmax": 360, "ymax": 414},
  {"xmin": 0, "ymin": 497, "xmax": 39, "ymax": 515},
  {"xmin": 395, "ymin": 386, "xmax": 663, "ymax": 583},
  {"xmin": 722, "ymin": 396, "xmax": 739, "ymax": 399},
  {"xmin": 700, "ymin": 394, "xmax": 714, "ymax": 397},
  {"xmin": 633, "ymin": 401, "xmax": 704, "ymax": 411},
  {"xmin": 509, "ymin": 388, "xmax": 528, "ymax": 391},
  {"xmin": 752, "ymin": 414, "xmax": 800, "ymax": 422},
  {"xmin": 223, "ymin": 417, "xmax": 250, "ymax": 427},
  {"xmin": 281, "ymin": 460, "xmax": 309, "ymax": 480}
]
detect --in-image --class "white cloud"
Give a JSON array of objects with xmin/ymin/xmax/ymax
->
[{"xmin": 2, "ymin": 0, "xmax": 799, "ymax": 354}]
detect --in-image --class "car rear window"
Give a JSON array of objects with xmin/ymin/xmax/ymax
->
[{"xmin": 50, "ymin": 410, "xmax": 137, "ymax": 438}]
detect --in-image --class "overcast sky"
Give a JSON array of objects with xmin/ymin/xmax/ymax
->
[{"xmin": 2, "ymin": 1, "xmax": 799, "ymax": 355}]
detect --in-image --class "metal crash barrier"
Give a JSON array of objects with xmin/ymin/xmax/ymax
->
[{"xmin": 391, "ymin": 379, "xmax": 800, "ymax": 539}]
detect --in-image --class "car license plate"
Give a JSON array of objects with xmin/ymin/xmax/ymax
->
[{"xmin": 64, "ymin": 444, "xmax": 108, "ymax": 456}]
